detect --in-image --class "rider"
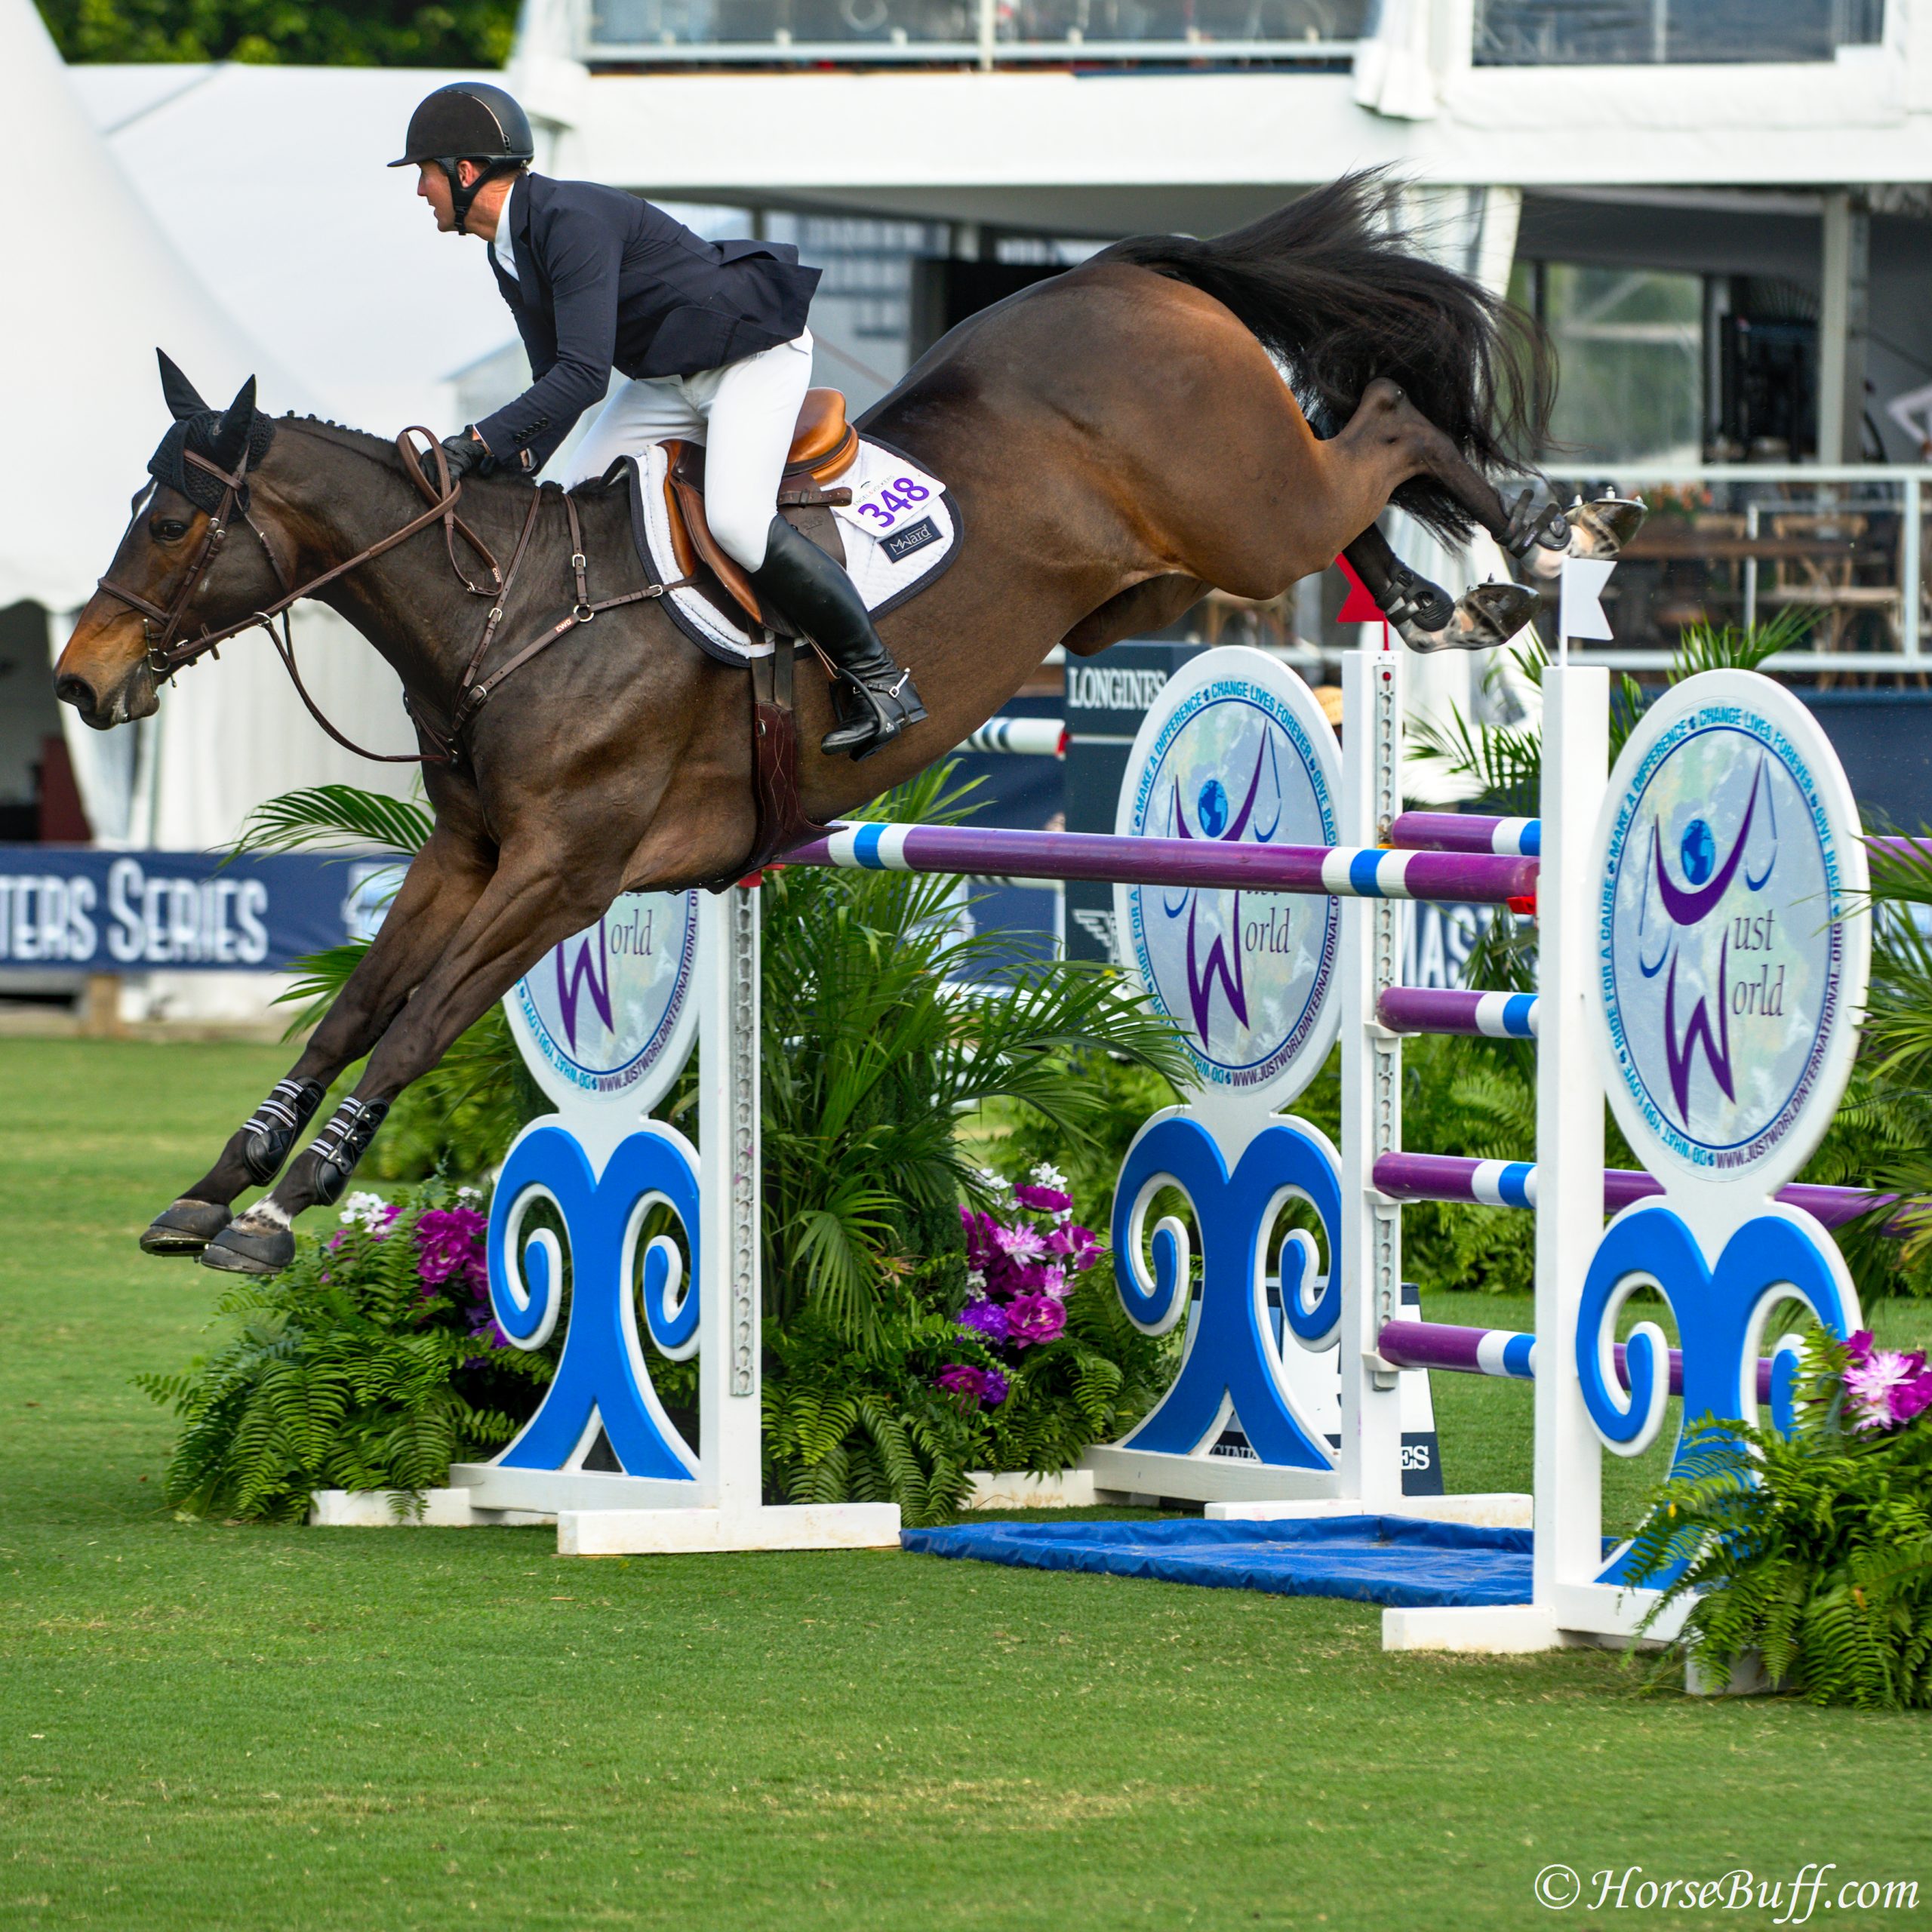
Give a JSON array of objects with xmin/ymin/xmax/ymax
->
[{"xmin": 392, "ymin": 81, "xmax": 924, "ymax": 758}]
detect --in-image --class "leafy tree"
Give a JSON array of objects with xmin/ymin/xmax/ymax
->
[{"xmin": 36, "ymin": 0, "xmax": 515, "ymax": 67}]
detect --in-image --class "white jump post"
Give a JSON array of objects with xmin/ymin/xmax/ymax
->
[{"xmin": 1337, "ymin": 638, "xmax": 1406, "ymax": 1515}]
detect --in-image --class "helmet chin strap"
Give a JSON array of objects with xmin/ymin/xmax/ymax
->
[{"xmin": 442, "ymin": 158, "xmax": 511, "ymax": 235}]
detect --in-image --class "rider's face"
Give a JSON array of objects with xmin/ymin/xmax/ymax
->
[{"xmin": 417, "ymin": 162, "xmax": 461, "ymax": 233}]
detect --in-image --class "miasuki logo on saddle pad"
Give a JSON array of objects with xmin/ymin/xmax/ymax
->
[
  {"xmin": 1592, "ymin": 672, "xmax": 1868, "ymax": 1193},
  {"xmin": 1115, "ymin": 649, "xmax": 1341, "ymax": 1103},
  {"xmin": 510, "ymin": 891, "xmax": 699, "ymax": 1109}
]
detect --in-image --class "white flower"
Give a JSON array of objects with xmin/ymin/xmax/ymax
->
[
  {"xmin": 338, "ymin": 1189, "xmax": 390, "ymax": 1231},
  {"xmin": 1030, "ymin": 1161, "xmax": 1068, "ymax": 1191},
  {"xmin": 964, "ymin": 1268, "xmax": 986, "ymax": 1294},
  {"xmin": 455, "ymin": 1185, "xmax": 480, "ymax": 1201}
]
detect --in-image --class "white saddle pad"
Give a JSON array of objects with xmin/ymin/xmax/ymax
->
[{"xmin": 625, "ymin": 436, "xmax": 960, "ymax": 668}]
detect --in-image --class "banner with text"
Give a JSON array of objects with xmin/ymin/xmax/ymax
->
[{"xmin": 0, "ymin": 848, "xmax": 401, "ymax": 972}]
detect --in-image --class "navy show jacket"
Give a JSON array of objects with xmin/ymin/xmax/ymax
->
[{"xmin": 474, "ymin": 173, "xmax": 820, "ymax": 475}]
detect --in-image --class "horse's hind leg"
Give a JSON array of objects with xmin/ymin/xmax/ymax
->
[
  {"xmin": 141, "ymin": 832, "xmax": 493, "ymax": 1257},
  {"xmin": 1331, "ymin": 379, "xmax": 1571, "ymax": 560},
  {"xmin": 1342, "ymin": 525, "xmax": 1540, "ymax": 655}
]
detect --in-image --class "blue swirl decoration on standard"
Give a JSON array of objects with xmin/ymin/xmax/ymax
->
[
  {"xmin": 488, "ymin": 1122, "xmax": 703, "ymax": 1478},
  {"xmin": 1574, "ymin": 1205, "xmax": 1855, "ymax": 1463},
  {"xmin": 1111, "ymin": 1111, "xmax": 1340, "ymax": 1467}
]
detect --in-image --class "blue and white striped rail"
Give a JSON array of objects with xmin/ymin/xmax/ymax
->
[
  {"xmin": 1372, "ymin": 1151, "xmax": 1888, "ymax": 1230},
  {"xmin": 1377, "ymin": 988, "xmax": 1540, "ymax": 1038},
  {"xmin": 1389, "ymin": 812, "xmax": 1540, "ymax": 857},
  {"xmin": 786, "ymin": 823, "xmax": 1540, "ymax": 904},
  {"xmin": 1375, "ymin": 1320, "xmax": 1775, "ymax": 1402},
  {"xmin": 959, "ymin": 716, "xmax": 1066, "ymax": 758}
]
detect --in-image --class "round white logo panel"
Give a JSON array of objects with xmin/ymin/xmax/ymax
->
[
  {"xmin": 1591, "ymin": 671, "xmax": 1868, "ymax": 1196},
  {"xmin": 1114, "ymin": 648, "xmax": 1341, "ymax": 1111},
  {"xmin": 506, "ymin": 891, "xmax": 700, "ymax": 1118}
]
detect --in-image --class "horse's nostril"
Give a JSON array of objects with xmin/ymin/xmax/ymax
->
[{"xmin": 54, "ymin": 673, "xmax": 97, "ymax": 714}]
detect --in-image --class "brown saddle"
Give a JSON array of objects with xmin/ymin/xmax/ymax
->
[{"xmin": 662, "ymin": 387, "xmax": 860, "ymax": 631}]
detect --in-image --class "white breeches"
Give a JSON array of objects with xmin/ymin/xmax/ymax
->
[{"xmin": 565, "ymin": 329, "xmax": 814, "ymax": 572}]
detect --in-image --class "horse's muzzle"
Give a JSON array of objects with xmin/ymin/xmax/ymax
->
[{"xmin": 54, "ymin": 664, "xmax": 158, "ymax": 730}]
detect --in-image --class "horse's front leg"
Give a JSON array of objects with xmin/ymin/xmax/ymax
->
[
  {"xmin": 199, "ymin": 848, "xmax": 614, "ymax": 1276},
  {"xmin": 140, "ymin": 829, "xmax": 494, "ymax": 1257}
]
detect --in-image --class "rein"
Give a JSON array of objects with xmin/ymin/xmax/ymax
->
[{"xmin": 94, "ymin": 429, "xmax": 687, "ymax": 768}]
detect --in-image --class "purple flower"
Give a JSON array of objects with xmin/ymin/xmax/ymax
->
[
  {"xmin": 415, "ymin": 1206, "xmax": 490, "ymax": 1298},
  {"xmin": 1844, "ymin": 1343, "xmax": 1932, "ymax": 1431},
  {"xmin": 1014, "ymin": 1182, "xmax": 1073, "ymax": 1214},
  {"xmin": 993, "ymin": 1223, "xmax": 1047, "ymax": 1264},
  {"xmin": 1006, "ymin": 1294, "xmax": 1067, "ymax": 1349},
  {"xmin": 936, "ymin": 1364, "xmax": 1008, "ymax": 1409},
  {"xmin": 1046, "ymin": 1223, "xmax": 1103, "ymax": 1269},
  {"xmin": 957, "ymin": 1299, "xmax": 1010, "ymax": 1345},
  {"xmin": 1037, "ymin": 1263, "xmax": 1069, "ymax": 1300},
  {"xmin": 959, "ymin": 1208, "xmax": 1001, "ymax": 1272}
]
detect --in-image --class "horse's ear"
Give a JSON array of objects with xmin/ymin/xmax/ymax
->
[
  {"xmin": 156, "ymin": 349, "xmax": 209, "ymax": 421},
  {"xmin": 211, "ymin": 376, "xmax": 257, "ymax": 467}
]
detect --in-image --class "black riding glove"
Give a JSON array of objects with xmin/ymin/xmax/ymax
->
[{"xmin": 438, "ymin": 428, "xmax": 491, "ymax": 483}]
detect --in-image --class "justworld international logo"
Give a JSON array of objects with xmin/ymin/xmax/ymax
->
[
  {"xmin": 1153, "ymin": 728, "xmax": 1284, "ymax": 1045},
  {"xmin": 1634, "ymin": 752, "xmax": 1780, "ymax": 1127}
]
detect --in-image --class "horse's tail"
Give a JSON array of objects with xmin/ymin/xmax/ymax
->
[{"xmin": 1098, "ymin": 171, "xmax": 1556, "ymax": 543}]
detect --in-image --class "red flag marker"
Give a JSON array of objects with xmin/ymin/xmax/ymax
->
[{"xmin": 1334, "ymin": 555, "xmax": 1384, "ymax": 624}]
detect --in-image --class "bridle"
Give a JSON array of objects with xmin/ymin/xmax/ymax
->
[{"xmin": 93, "ymin": 427, "xmax": 687, "ymax": 767}]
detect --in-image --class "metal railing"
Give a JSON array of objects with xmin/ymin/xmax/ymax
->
[
  {"xmin": 579, "ymin": 0, "xmax": 1366, "ymax": 63},
  {"xmin": 1540, "ymin": 465, "xmax": 1930, "ymax": 673}
]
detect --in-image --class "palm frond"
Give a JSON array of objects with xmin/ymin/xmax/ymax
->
[{"xmin": 232, "ymin": 783, "xmax": 432, "ymax": 858}]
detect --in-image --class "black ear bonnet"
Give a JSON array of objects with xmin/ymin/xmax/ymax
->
[{"xmin": 147, "ymin": 350, "xmax": 275, "ymax": 515}]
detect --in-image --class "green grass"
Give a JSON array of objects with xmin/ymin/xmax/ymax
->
[{"xmin": 2, "ymin": 1038, "xmax": 1929, "ymax": 1930}]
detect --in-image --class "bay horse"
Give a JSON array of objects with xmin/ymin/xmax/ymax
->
[{"xmin": 57, "ymin": 174, "xmax": 1580, "ymax": 1276}]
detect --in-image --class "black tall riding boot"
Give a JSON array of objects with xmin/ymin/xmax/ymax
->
[{"xmin": 746, "ymin": 515, "xmax": 926, "ymax": 759}]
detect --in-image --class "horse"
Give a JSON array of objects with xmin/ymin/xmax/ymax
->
[{"xmin": 55, "ymin": 173, "xmax": 1589, "ymax": 1277}]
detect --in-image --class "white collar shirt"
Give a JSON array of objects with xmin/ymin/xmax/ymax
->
[{"xmin": 488, "ymin": 176, "xmax": 523, "ymax": 281}]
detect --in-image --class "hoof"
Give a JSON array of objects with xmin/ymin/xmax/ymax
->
[
  {"xmin": 1399, "ymin": 581, "xmax": 1540, "ymax": 653},
  {"xmin": 1564, "ymin": 493, "xmax": 1647, "ymax": 560},
  {"xmin": 201, "ymin": 1215, "xmax": 296, "ymax": 1277},
  {"xmin": 1504, "ymin": 488, "xmax": 1573, "ymax": 558},
  {"xmin": 140, "ymin": 1198, "xmax": 232, "ymax": 1257}
]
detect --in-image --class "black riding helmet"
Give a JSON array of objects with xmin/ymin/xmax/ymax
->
[{"xmin": 390, "ymin": 82, "xmax": 536, "ymax": 235}]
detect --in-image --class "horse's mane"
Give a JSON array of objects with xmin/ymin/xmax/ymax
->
[{"xmin": 275, "ymin": 414, "xmax": 626, "ymax": 500}]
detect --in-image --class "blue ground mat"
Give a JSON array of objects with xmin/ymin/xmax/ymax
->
[{"xmin": 900, "ymin": 1514, "xmax": 1534, "ymax": 1609}]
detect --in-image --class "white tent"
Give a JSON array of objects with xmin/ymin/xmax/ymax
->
[{"xmin": 5, "ymin": 0, "xmax": 429, "ymax": 880}]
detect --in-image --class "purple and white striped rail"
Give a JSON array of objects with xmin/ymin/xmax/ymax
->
[
  {"xmin": 1389, "ymin": 812, "xmax": 1540, "ymax": 858},
  {"xmin": 1371, "ymin": 1151, "xmax": 1891, "ymax": 1231},
  {"xmin": 1375, "ymin": 1319, "xmax": 1775, "ymax": 1403},
  {"xmin": 785, "ymin": 823, "xmax": 1540, "ymax": 904},
  {"xmin": 1377, "ymin": 988, "xmax": 1540, "ymax": 1038}
]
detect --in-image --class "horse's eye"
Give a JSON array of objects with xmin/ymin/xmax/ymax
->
[{"xmin": 150, "ymin": 518, "xmax": 190, "ymax": 543}]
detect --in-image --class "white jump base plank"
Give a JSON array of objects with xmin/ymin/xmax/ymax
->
[
  {"xmin": 448, "ymin": 1463, "xmax": 715, "ymax": 1516},
  {"xmin": 559, "ymin": 1503, "xmax": 902, "ymax": 1555},
  {"xmin": 1205, "ymin": 1492, "xmax": 1534, "ymax": 1529},
  {"xmin": 1081, "ymin": 1444, "xmax": 1339, "ymax": 1506},
  {"xmin": 964, "ymin": 1469, "xmax": 1097, "ymax": 1509},
  {"xmin": 309, "ymin": 1487, "xmax": 555, "ymax": 1527},
  {"xmin": 1382, "ymin": 1605, "xmax": 1578, "ymax": 1653}
]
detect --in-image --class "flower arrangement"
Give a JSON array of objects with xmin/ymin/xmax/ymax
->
[
  {"xmin": 1628, "ymin": 1325, "xmax": 1932, "ymax": 1709},
  {"xmin": 138, "ymin": 1180, "xmax": 552, "ymax": 1522},
  {"xmin": 939, "ymin": 1164, "xmax": 1106, "ymax": 1409}
]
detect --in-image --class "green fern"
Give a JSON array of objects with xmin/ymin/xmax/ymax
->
[
  {"xmin": 1627, "ymin": 1328, "xmax": 1932, "ymax": 1709},
  {"xmin": 135, "ymin": 1180, "xmax": 552, "ymax": 1521}
]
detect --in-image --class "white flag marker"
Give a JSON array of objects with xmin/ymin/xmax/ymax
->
[{"xmin": 1558, "ymin": 556, "xmax": 1617, "ymax": 660}]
